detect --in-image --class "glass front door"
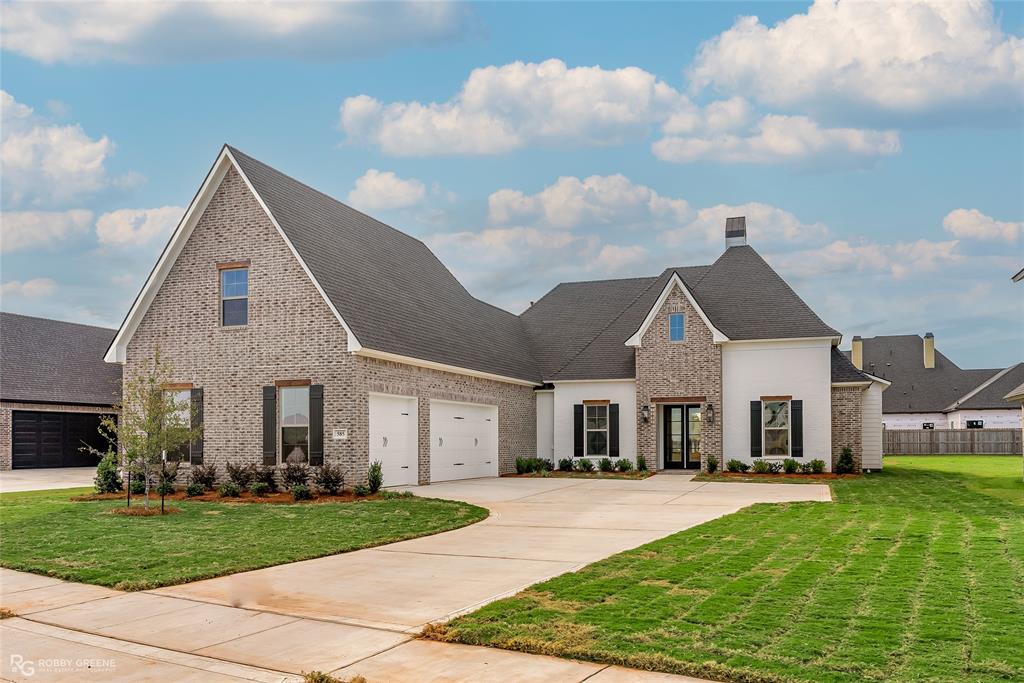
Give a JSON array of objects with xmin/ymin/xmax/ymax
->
[
  {"xmin": 687, "ymin": 406, "xmax": 701, "ymax": 468},
  {"xmin": 663, "ymin": 405, "xmax": 701, "ymax": 470}
]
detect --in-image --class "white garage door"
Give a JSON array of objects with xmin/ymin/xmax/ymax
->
[
  {"xmin": 429, "ymin": 400, "xmax": 498, "ymax": 482},
  {"xmin": 369, "ymin": 394, "xmax": 418, "ymax": 487}
]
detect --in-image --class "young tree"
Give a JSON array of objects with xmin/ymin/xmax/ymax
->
[{"xmin": 96, "ymin": 351, "xmax": 201, "ymax": 510}]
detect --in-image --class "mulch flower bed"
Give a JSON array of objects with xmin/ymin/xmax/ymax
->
[
  {"xmin": 73, "ymin": 490, "xmax": 384, "ymax": 504},
  {"xmin": 701, "ymin": 472, "xmax": 860, "ymax": 481},
  {"xmin": 502, "ymin": 470, "xmax": 654, "ymax": 480}
]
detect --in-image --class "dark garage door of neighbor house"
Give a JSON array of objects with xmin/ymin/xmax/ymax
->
[{"xmin": 11, "ymin": 411, "xmax": 110, "ymax": 469}]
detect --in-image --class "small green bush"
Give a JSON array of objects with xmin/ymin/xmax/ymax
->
[
  {"xmin": 314, "ymin": 464, "xmax": 344, "ymax": 495},
  {"xmin": 156, "ymin": 480, "xmax": 175, "ymax": 496},
  {"xmin": 768, "ymin": 461, "xmax": 783, "ymax": 473},
  {"xmin": 538, "ymin": 458, "xmax": 553, "ymax": 472},
  {"xmin": 810, "ymin": 458, "xmax": 826, "ymax": 474},
  {"xmin": 598, "ymin": 457, "xmax": 614, "ymax": 472},
  {"xmin": 353, "ymin": 483, "xmax": 370, "ymax": 497},
  {"xmin": 726, "ymin": 459, "xmax": 748, "ymax": 473},
  {"xmin": 185, "ymin": 482, "xmax": 205, "ymax": 497},
  {"xmin": 94, "ymin": 451, "xmax": 123, "ymax": 493},
  {"xmin": 189, "ymin": 463, "xmax": 217, "ymax": 490},
  {"xmin": 575, "ymin": 458, "xmax": 595, "ymax": 472},
  {"xmin": 558, "ymin": 457, "xmax": 573, "ymax": 471},
  {"xmin": 129, "ymin": 477, "xmax": 146, "ymax": 495},
  {"xmin": 783, "ymin": 458, "xmax": 799, "ymax": 474},
  {"xmin": 249, "ymin": 481, "xmax": 271, "ymax": 497},
  {"xmin": 283, "ymin": 462, "xmax": 310, "ymax": 488},
  {"xmin": 367, "ymin": 460, "xmax": 384, "ymax": 493},
  {"xmin": 616, "ymin": 458, "xmax": 633, "ymax": 472},
  {"xmin": 636, "ymin": 454, "xmax": 647, "ymax": 472},
  {"xmin": 291, "ymin": 484, "xmax": 313, "ymax": 501},
  {"xmin": 218, "ymin": 481, "xmax": 241, "ymax": 497},
  {"xmin": 799, "ymin": 462, "xmax": 814, "ymax": 474},
  {"xmin": 253, "ymin": 466, "xmax": 277, "ymax": 490},
  {"xmin": 226, "ymin": 462, "xmax": 256, "ymax": 488},
  {"xmin": 705, "ymin": 455, "xmax": 718, "ymax": 473},
  {"xmin": 752, "ymin": 459, "xmax": 772, "ymax": 474},
  {"xmin": 835, "ymin": 447, "xmax": 856, "ymax": 474}
]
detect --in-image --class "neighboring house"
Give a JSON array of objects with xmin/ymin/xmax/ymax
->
[
  {"xmin": 103, "ymin": 145, "xmax": 888, "ymax": 486},
  {"xmin": 1, "ymin": 313, "xmax": 121, "ymax": 470},
  {"xmin": 846, "ymin": 334, "xmax": 1022, "ymax": 430}
]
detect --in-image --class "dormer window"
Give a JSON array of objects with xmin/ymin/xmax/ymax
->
[
  {"xmin": 221, "ymin": 267, "xmax": 248, "ymax": 326},
  {"xmin": 669, "ymin": 313, "xmax": 685, "ymax": 342}
]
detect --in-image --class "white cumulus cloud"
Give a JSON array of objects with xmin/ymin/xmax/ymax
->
[
  {"xmin": 0, "ymin": 209, "xmax": 93, "ymax": 253},
  {"xmin": 95, "ymin": 206, "xmax": 183, "ymax": 246},
  {"xmin": 943, "ymin": 208, "xmax": 1020, "ymax": 242},
  {"xmin": 1, "ymin": 277, "xmax": 57, "ymax": 299},
  {"xmin": 689, "ymin": 0, "xmax": 1024, "ymax": 118},
  {"xmin": 1, "ymin": 1, "xmax": 469, "ymax": 64},
  {"xmin": 347, "ymin": 169, "xmax": 427, "ymax": 212},
  {"xmin": 662, "ymin": 202, "xmax": 831, "ymax": 247},
  {"xmin": 773, "ymin": 238, "xmax": 963, "ymax": 279}
]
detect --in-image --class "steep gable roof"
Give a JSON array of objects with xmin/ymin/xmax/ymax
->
[
  {"xmin": 831, "ymin": 347, "xmax": 873, "ymax": 383},
  {"xmin": 2, "ymin": 313, "xmax": 121, "ymax": 406},
  {"xmin": 951, "ymin": 362, "xmax": 1024, "ymax": 411}
]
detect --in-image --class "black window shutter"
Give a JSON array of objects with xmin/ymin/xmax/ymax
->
[
  {"xmin": 309, "ymin": 384, "xmax": 324, "ymax": 466},
  {"xmin": 573, "ymin": 404, "xmax": 584, "ymax": 457},
  {"xmin": 609, "ymin": 404, "xmax": 620, "ymax": 458},
  {"xmin": 190, "ymin": 388, "xmax": 204, "ymax": 465},
  {"xmin": 791, "ymin": 400, "xmax": 803, "ymax": 458},
  {"xmin": 750, "ymin": 401, "xmax": 762, "ymax": 457},
  {"xmin": 262, "ymin": 386, "xmax": 277, "ymax": 466}
]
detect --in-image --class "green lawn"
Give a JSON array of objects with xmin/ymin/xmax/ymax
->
[
  {"xmin": 433, "ymin": 456, "xmax": 1024, "ymax": 683},
  {"xmin": 0, "ymin": 489, "xmax": 487, "ymax": 590}
]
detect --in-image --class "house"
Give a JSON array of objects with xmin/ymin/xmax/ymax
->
[
  {"xmin": 0, "ymin": 313, "xmax": 121, "ymax": 470},
  {"xmin": 103, "ymin": 145, "xmax": 887, "ymax": 486},
  {"xmin": 847, "ymin": 334, "xmax": 1023, "ymax": 430}
]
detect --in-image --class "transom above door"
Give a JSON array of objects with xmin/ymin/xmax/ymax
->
[{"xmin": 663, "ymin": 404, "xmax": 702, "ymax": 470}]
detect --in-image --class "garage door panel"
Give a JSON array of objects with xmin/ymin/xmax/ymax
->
[
  {"xmin": 429, "ymin": 401, "xmax": 498, "ymax": 483},
  {"xmin": 369, "ymin": 395, "xmax": 418, "ymax": 487},
  {"xmin": 11, "ymin": 411, "xmax": 107, "ymax": 469}
]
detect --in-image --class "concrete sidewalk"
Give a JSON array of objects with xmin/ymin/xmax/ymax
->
[{"xmin": 1, "ymin": 475, "xmax": 829, "ymax": 681}]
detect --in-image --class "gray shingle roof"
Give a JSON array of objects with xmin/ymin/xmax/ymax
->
[
  {"xmin": 1005, "ymin": 381, "xmax": 1024, "ymax": 401},
  {"xmin": 954, "ymin": 363, "xmax": 1024, "ymax": 410},
  {"xmin": 848, "ymin": 335, "xmax": 1003, "ymax": 413},
  {"xmin": 229, "ymin": 146, "xmax": 542, "ymax": 384},
  {"xmin": 831, "ymin": 347, "xmax": 872, "ymax": 383},
  {"xmin": 1, "ymin": 312, "xmax": 121, "ymax": 406}
]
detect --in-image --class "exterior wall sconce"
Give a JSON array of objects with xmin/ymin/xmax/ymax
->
[
  {"xmin": 705, "ymin": 402, "xmax": 716, "ymax": 425},
  {"xmin": 641, "ymin": 404, "xmax": 651, "ymax": 423}
]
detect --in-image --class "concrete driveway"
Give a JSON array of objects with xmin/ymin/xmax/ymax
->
[
  {"xmin": 4, "ymin": 474, "xmax": 830, "ymax": 681},
  {"xmin": 0, "ymin": 467, "xmax": 95, "ymax": 493}
]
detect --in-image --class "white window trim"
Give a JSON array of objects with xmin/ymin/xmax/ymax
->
[
  {"xmin": 762, "ymin": 399, "xmax": 791, "ymax": 458},
  {"xmin": 163, "ymin": 389, "xmax": 192, "ymax": 464},
  {"xmin": 220, "ymin": 267, "xmax": 249, "ymax": 327},
  {"xmin": 584, "ymin": 404, "xmax": 609, "ymax": 457},
  {"xmin": 279, "ymin": 385, "xmax": 311, "ymax": 464},
  {"xmin": 669, "ymin": 312, "xmax": 686, "ymax": 343}
]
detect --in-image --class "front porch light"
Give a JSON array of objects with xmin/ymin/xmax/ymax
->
[
  {"xmin": 641, "ymin": 404, "xmax": 651, "ymax": 423},
  {"xmin": 705, "ymin": 402, "xmax": 716, "ymax": 425}
]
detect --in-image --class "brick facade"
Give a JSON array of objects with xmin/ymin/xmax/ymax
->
[
  {"xmin": 0, "ymin": 402, "xmax": 116, "ymax": 471},
  {"xmin": 831, "ymin": 385, "xmax": 864, "ymax": 470},
  {"xmin": 123, "ymin": 166, "xmax": 534, "ymax": 486},
  {"xmin": 635, "ymin": 285, "xmax": 723, "ymax": 470}
]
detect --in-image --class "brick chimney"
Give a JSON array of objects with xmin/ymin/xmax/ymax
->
[
  {"xmin": 725, "ymin": 216, "xmax": 747, "ymax": 248},
  {"xmin": 923, "ymin": 332, "xmax": 935, "ymax": 369},
  {"xmin": 851, "ymin": 336, "xmax": 863, "ymax": 370}
]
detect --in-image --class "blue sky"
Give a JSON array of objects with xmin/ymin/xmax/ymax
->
[{"xmin": 1, "ymin": 0, "xmax": 1022, "ymax": 368}]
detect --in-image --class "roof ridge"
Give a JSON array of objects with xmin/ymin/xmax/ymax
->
[
  {"xmin": 0, "ymin": 311, "xmax": 116, "ymax": 333},
  {"xmin": 946, "ymin": 362, "xmax": 1023, "ymax": 410}
]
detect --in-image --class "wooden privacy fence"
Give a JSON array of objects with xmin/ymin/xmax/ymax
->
[{"xmin": 884, "ymin": 428, "xmax": 1023, "ymax": 455}]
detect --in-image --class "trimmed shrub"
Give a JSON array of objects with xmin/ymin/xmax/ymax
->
[
  {"xmin": 156, "ymin": 479, "xmax": 175, "ymax": 496},
  {"xmin": 799, "ymin": 462, "xmax": 814, "ymax": 474},
  {"xmin": 367, "ymin": 460, "xmax": 384, "ymax": 493},
  {"xmin": 515, "ymin": 457, "xmax": 536, "ymax": 474},
  {"xmin": 575, "ymin": 458, "xmax": 595, "ymax": 472},
  {"xmin": 226, "ymin": 462, "xmax": 256, "ymax": 488},
  {"xmin": 636, "ymin": 454, "xmax": 647, "ymax": 472},
  {"xmin": 314, "ymin": 464, "xmax": 344, "ymax": 495},
  {"xmin": 767, "ymin": 461, "xmax": 783, "ymax": 473},
  {"xmin": 726, "ymin": 459, "xmax": 748, "ymax": 473},
  {"xmin": 94, "ymin": 451, "xmax": 123, "ymax": 493},
  {"xmin": 598, "ymin": 457, "xmax": 614, "ymax": 472},
  {"xmin": 253, "ymin": 466, "xmax": 277, "ymax": 491},
  {"xmin": 129, "ymin": 477, "xmax": 147, "ymax": 495},
  {"xmin": 810, "ymin": 459, "xmax": 826, "ymax": 474},
  {"xmin": 558, "ymin": 458, "xmax": 574, "ymax": 472},
  {"xmin": 616, "ymin": 458, "xmax": 633, "ymax": 472},
  {"xmin": 218, "ymin": 481, "xmax": 241, "ymax": 497},
  {"xmin": 752, "ymin": 459, "xmax": 772, "ymax": 474},
  {"xmin": 189, "ymin": 463, "xmax": 217, "ymax": 490},
  {"xmin": 782, "ymin": 458, "xmax": 799, "ymax": 474},
  {"xmin": 249, "ymin": 481, "xmax": 271, "ymax": 497},
  {"xmin": 291, "ymin": 484, "xmax": 313, "ymax": 501},
  {"xmin": 705, "ymin": 455, "xmax": 718, "ymax": 473},
  {"xmin": 282, "ymin": 463, "xmax": 310, "ymax": 488},
  {"xmin": 185, "ymin": 482, "xmax": 205, "ymax": 497},
  {"xmin": 538, "ymin": 458, "xmax": 553, "ymax": 472},
  {"xmin": 353, "ymin": 483, "xmax": 370, "ymax": 497},
  {"xmin": 835, "ymin": 447, "xmax": 856, "ymax": 474}
]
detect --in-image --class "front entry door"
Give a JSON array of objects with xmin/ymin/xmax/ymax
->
[{"xmin": 663, "ymin": 405, "xmax": 702, "ymax": 470}]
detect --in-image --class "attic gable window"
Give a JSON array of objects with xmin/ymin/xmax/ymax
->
[
  {"xmin": 669, "ymin": 313, "xmax": 685, "ymax": 342},
  {"xmin": 221, "ymin": 267, "xmax": 248, "ymax": 326}
]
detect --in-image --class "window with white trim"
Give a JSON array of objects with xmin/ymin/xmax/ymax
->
[
  {"xmin": 280, "ymin": 386, "xmax": 310, "ymax": 463},
  {"xmin": 669, "ymin": 313, "xmax": 685, "ymax": 342},
  {"xmin": 762, "ymin": 400, "xmax": 790, "ymax": 456},
  {"xmin": 585, "ymin": 404, "xmax": 609, "ymax": 457},
  {"xmin": 221, "ymin": 268, "xmax": 248, "ymax": 326}
]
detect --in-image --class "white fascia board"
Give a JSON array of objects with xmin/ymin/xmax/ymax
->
[
  {"xmin": 549, "ymin": 378, "xmax": 637, "ymax": 384},
  {"xmin": 831, "ymin": 381, "xmax": 871, "ymax": 388},
  {"xmin": 355, "ymin": 347, "xmax": 542, "ymax": 387},
  {"xmin": 104, "ymin": 147, "xmax": 362, "ymax": 363},
  {"xmin": 625, "ymin": 273, "xmax": 728, "ymax": 347}
]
